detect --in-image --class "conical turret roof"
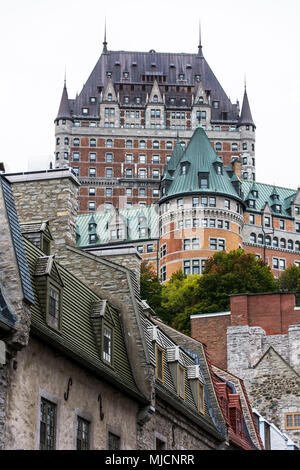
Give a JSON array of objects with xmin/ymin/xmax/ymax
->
[
  {"xmin": 56, "ymin": 82, "xmax": 72, "ymax": 121},
  {"xmin": 238, "ymin": 87, "xmax": 255, "ymax": 127},
  {"xmin": 160, "ymin": 126, "xmax": 243, "ymax": 202}
]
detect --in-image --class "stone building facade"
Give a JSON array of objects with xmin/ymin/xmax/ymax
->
[{"xmin": 190, "ymin": 292, "xmax": 300, "ymax": 448}]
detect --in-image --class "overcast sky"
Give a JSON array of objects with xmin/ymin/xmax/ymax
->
[{"xmin": 0, "ymin": 0, "xmax": 299, "ymax": 189}]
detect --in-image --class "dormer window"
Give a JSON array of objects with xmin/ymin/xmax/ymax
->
[
  {"xmin": 90, "ymin": 97, "xmax": 96, "ymax": 104},
  {"xmin": 178, "ymin": 365, "xmax": 185, "ymax": 399},
  {"xmin": 106, "ymin": 71, "xmax": 112, "ymax": 78},
  {"xmin": 153, "ymin": 95, "xmax": 158, "ymax": 103},
  {"xmin": 212, "ymin": 101, "xmax": 219, "ymax": 109},
  {"xmin": 48, "ymin": 286, "xmax": 61, "ymax": 331},
  {"xmin": 198, "ymin": 383, "xmax": 205, "ymax": 414},
  {"xmin": 199, "ymin": 173, "xmax": 209, "ymax": 189},
  {"xmin": 103, "ymin": 326, "xmax": 112, "ymax": 364},
  {"xmin": 156, "ymin": 345, "xmax": 164, "ymax": 383},
  {"xmin": 123, "ymin": 71, "xmax": 129, "ymax": 78},
  {"xmin": 82, "ymin": 108, "xmax": 89, "ymax": 115},
  {"xmin": 178, "ymin": 74, "xmax": 185, "ymax": 80},
  {"xmin": 107, "ymin": 93, "xmax": 112, "ymax": 101}
]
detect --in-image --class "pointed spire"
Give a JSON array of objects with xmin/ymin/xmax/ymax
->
[
  {"xmin": 102, "ymin": 19, "xmax": 108, "ymax": 54},
  {"xmin": 197, "ymin": 21, "xmax": 203, "ymax": 57},
  {"xmin": 238, "ymin": 84, "xmax": 255, "ymax": 128},
  {"xmin": 56, "ymin": 78, "xmax": 72, "ymax": 121}
]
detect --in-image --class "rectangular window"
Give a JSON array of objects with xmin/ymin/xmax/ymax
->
[
  {"xmin": 106, "ymin": 168, "xmax": 113, "ymax": 178},
  {"xmin": 103, "ymin": 327, "xmax": 112, "ymax": 364},
  {"xmin": 209, "ymin": 197, "xmax": 216, "ymax": 207},
  {"xmin": 273, "ymin": 258, "xmax": 279, "ymax": 269},
  {"xmin": 106, "ymin": 188, "xmax": 112, "ymax": 197},
  {"xmin": 39, "ymin": 398, "xmax": 56, "ymax": 450},
  {"xmin": 202, "ymin": 218, "xmax": 208, "ymax": 228},
  {"xmin": 218, "ymin": 239, "xmax": 225, "ymax": 251},
  {"xmin": 193, "ymin": 218, "xmax": 199, "ymax": 228},
  {"xmin": 264, "ymin": 216, "xmax": 271, "ymax": 227},
  {"xmin": 249, "ymin": 214, "xmax": 255, "ymax": 225},
  {"xmin": 139, "ymin": 169, "xmax": 146, "ymax": 179},
  {"xmin": 89, "ymin": 153, "xmax": 96, "ymax": 162},
  {"xmin": 192, "ymin": 259, "xmax": 200, "ymax": 274},
  {"xmin": 147, "ymin": 244, "xmax": 154, "ymax": 253},
  {"xmin": 178, "ymin": 366, "xmax": 185, "ymax": 399},
  {"xmin": 88, "ymin": 201, "xmax": 96, "ymax": 211},
  {"xmin": 201, "ymin": 196, "xmax": 208, "ymax": 207},
  {"xmin": 285, "ymin": 413, "xmax": 300, "ymax": 429},
  {"xmin": 279, "ymin": 220, "xmax": 285, "ymax": 230},
  {"xmin": 183, "ymin": 260, "xmax": 190, "ymax": 275},
  {"xmin": 177, "ymin": 199, "xmax": 183, "ymax": 208},
  {"xmin": 89, "ymin": 168, "xmax": 96, "ymax": 177},
  {"xmin": 160, "ymin": 265, "xmax": 166, "ymax": 282},
  {"xmin": 73, "ymin": 152, "xmax": 80, "ymax": 161},
  {"xmin": 210, "ymin": 238, "xmax": 217, "ymax": 250},
  {"xmin": 108, "ymin": 432, "xmax": 120, "ymax": 450},
  {"xmin": 192, "ymin": 238, "xmax": 199, "ymax": 250},
  {"xmin": 156, "ymin": 345, "xmax": 164, "ymax": 383},
  {"xmin": 184, "ymin": 239, "xmax": 191, "ymax": 250},
  {"xmin": 76, "ymin": 417, "xmax": 90, "ymax": 450},
  {"xmin": 49, "ymin": 287, "xmax": 60, "ymax": 329},
  {"xmin": 198, "ymin": 383, "xmax": 205, "ymax": 414},
  {"xmin": 192, "ymin": 197, "xmax": 199, "ymax": 207},
  {"xmin": 225, "ymin": 199, "xmax": 230, "ymax": 209},
  {"xmin": 279, "ymin": 259, "xmax": 286, "ymax": 270}
]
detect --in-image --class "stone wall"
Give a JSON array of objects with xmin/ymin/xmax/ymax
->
[
  {"xmin": 4, "ymin": 337, "xmax": 140, "ymax": 450},
  {"xmin": 137, "ymin": 396, "xmax": 222, "ymax": 451},
  {"xmin": 247, "ymin": 347, "xmax": 300, "ymax": 447}
]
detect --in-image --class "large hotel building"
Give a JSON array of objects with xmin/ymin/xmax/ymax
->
[{"xmin": 54, "ymin": 34, "xmax": 300, "ymax": 282}]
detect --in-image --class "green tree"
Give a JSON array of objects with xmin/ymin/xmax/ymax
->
[
  {"xmin": 140, "ymin": 261, "xmax": 162, "ymax": 314},
  {"xmin": 278, "ymin": 265, "xmax": 300, "ymax": 292},
  {"xmin": 160, "ymin": 249, "xmax": 277, "ymax": 335}
]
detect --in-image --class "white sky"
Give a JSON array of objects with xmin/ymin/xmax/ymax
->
[{"xmin": 0, "ymin": 0, "xmax": 299, "ymax": 189}]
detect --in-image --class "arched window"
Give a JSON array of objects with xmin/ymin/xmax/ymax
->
[
  {"xmin": 56, "ymin": 137, "xmax": 60, "ymax": 145},
  {"xmin": 265, "ymin": 236, "xmax": 271, "ymax": 246},
  {"xmin": 166, "ymin": 141, "xmax": 173, "ymax": 149},
  {"xmin": 250, "ymin": 233, "xmax": 256, "ymax": 243},
  {"xmin": 73, "ymin": 138, "xmax": 80, "ymax": 147},
  {"xmin": 296, "ymin": 241, "xmax": 300, "ymax": 251},
  {"xmin": 64, "ymin": 137, "xmax": 69, "ymax": 145},
  {"xmin": 258, "ymin": 234, "xmax": 263, "ymax": 245},
  {"xmin": 126, "ymin": 140, "xmax": 133, "ymax": 149},
  {"xmin": 243, "ymin": 143, "xmax": 248, "ymax": 151},
  {"xmin": 280, "ymin": 238, "xmax": 286, "ymax": 249},
  {"xmin": 198, "ymin": 97, "xmax": 204, "ymax": 104},
  {"xmin": 107, "ymin": 93, "xmax": 112, "ymax": 101},
  {"xmin": 232, "ymin": 143, "xmax": 238, "ymax": 151},
  {"xmin": 106, "ymin": 139, "xmax": 113, "ymax": 148},
  {"xmin": 215, "ymin": 142, "xmax": 222, "ymax": 151},
  {"xmin": 288, "ymin": 240, "xmax": 294, "ymax": 250},
  {"xmin": 153, "ymin": 95, "xmax": 158, "ymax": 103},
  {"xmin": 273, "ymin": 237, "xmax": 278, "ymax": 247},
  {"xmin": 153, "ymin": 140, "xmax": 159, "ymax": 149},
  {"xmin": 90, "ymin": 138, "xmax": 96, "ymax": 147},
  {"xmin": 139, "ymin": 140, "xmax": 146, "ymax": 149}
]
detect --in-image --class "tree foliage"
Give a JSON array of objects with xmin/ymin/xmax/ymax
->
[
  {"xmin": 278, "ymin": 264, "xmax": 300, "ymax": 292},
  {"xmin": 141, "ymin": 249, "xmax": 278, "ymax": 336},
  {"xmin": 140, "ymin": 261, "xmax": 162, "ymax": 314}
]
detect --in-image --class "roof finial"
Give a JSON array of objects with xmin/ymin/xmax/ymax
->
[
  {"xmin": 198, "ymin": 20, "xmax": 203, "ymax": 56},
  {"xmin": 64, "ymin": 66, "xmax": 67, "ymax": 88},
  {"xmin": 103, "ymin": 18, "xmax": 108, "ymax": 54},
  {"xmin": 244, "ymin": 74, "xmax": 247, "ymax": 91}
]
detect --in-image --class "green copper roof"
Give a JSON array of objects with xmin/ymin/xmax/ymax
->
[
  {"xmin": 76, "ymin": 205, "xmax": 159, "ymax": 247},
  {"xmin": 160, "ymin": 126, "xmax": 242, "ymax": 202},
  {"xmin": 242, "ymin": 181, "xmax": 296, "ymax": 217}
]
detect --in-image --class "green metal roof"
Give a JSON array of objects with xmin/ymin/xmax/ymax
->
[
  {"xmin": 242, "ymin": 181, "xmax": 297, "ymax": 217},
  {"xmin": 160, "ymin": 126, "xmax": 242, "ymax": 202},
  {"xmin": 23, "ymin": 237, "xmax": 144, "ymax": 401},
  {"xmin": 76, "ymin": 205, "xmax": 159, "ymax": 248}
]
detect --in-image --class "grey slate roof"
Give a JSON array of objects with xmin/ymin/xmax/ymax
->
[
  {"xmin": 64, "ymin": 47, "xmax": 239, "ymax": 121},
  {"xmin": 56, "ymin": 82, "xmax": 72, "ymax": 121},
  {"xmin": 0, "ymin": 176, "xmax": 35, "ymax": 304},
  {"xmin": 238, "ymin": 88, "xmax": 255, "ymax": 127}
]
